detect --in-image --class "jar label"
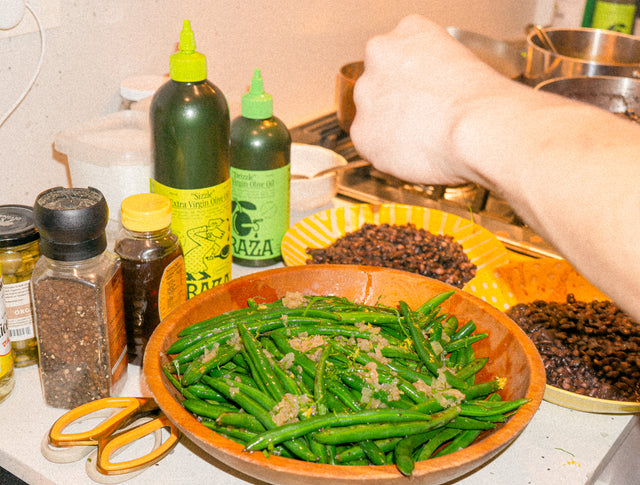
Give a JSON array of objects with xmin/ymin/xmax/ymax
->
[
  {"xmin": 592, "ymin": 2, "xmax": 636, "ymax": 33},
  {"xmin": 4, "ymin": 280, "xmax": 35, "ymax": 341},
  {"xmin": 158, "ymin": 255, "xmax": 188, "ymax": 319},
  {"xmin": 150, "ymin": 178, "xmax": 232, "ymax": 298},
  {"xmin": 0, "ymin": 279, "xmax": 13, "ymax": 378},
  {"xmin": 230, "ymin": 165, "xmax": 290, "ymax": 261},
  {"xmin": 105, "ymin": 266, "xmax": 127, "ymax": 386}
]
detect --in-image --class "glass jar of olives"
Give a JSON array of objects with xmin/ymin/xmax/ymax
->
[{"xmin": 0, "ymin": 205, "xmax": 40, "ymax": 367}]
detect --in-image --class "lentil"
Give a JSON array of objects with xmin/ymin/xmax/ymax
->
[
  {"xmin": 507, "ymin": 294, "xmax": 640, "ymax": 402},
  {"xmin": 306, "ymin": 223, "xmax": 476, "ymax": 288}
]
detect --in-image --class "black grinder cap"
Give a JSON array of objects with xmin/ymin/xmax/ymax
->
[{"xmin": 34, "ymin": 187, "xmax": 109, "ymax": 261}]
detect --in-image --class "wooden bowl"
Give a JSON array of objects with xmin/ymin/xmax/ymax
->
[{"xmin": 144, "ymin": 265, "xmax": 546, "ymax": 485}]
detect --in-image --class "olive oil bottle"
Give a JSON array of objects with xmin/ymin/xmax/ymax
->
[
  {"xmin": 230, "ymin": 69, "xmax": 291, "ymax": 266},
  {"xmin": 150, "ymin": 20, "xmax": 231, "ymax": 297}
]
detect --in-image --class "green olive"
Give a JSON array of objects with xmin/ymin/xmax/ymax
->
[{"xmin": 0, "ymin": 251, "xmax": 23, "ymax": 275}]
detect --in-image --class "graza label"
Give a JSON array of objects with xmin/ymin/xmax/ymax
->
[
  {"xmin": 151, "ymin": 178, "xmax": 232, "ymax": 298},
  {"xmin": 231, "ymin": 165, "xmax": 289, "ymax": 261}
]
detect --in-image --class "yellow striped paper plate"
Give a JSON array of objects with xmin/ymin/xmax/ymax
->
[
  {"xmin": 281, "ymin": 203, "xmax": 510, "ymax": 285},
  {"xmin": 466, "ymin": 258, "xmax": 640, "ymax": 413}
]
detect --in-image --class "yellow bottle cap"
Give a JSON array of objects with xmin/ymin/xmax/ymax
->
[
  {"xmin": 169, "ymin": 20, "xmax": 207, "ymax": 82},
  {"xmin": 121, "ymin": 193, "xmax": 172, "ymax": 232}
]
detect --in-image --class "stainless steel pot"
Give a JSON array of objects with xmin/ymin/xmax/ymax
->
[
  {"xmin": 535, "ymin": 75, "xmax": 640, "ymax": 114},
  {"xmin": 446, "ymin": 27, "xmax": 526, "ymax": 80},
  {"xmin": 525, "ymin": 27, "xmax": 640, "ymax": 86}
]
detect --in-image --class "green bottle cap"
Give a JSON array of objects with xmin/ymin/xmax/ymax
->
[
  {"xmin": 169, "ymin": 20, "xmax": 207, "ymax": 82},
  {"xmin": 241, "ymin": 69, "xmax": 273, "ymax": 120}
]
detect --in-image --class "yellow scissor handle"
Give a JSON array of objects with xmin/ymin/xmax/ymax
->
[
  {"xmin": 95, "ymin": 414, "xmax": 181, "ymax": 475},
  {"xmin": 49, "ymin": 397, "xmax": 158, "ymax": 447}
]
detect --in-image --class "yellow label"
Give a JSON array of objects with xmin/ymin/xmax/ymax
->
[
  {"xmin": 158, "ymin": 255, "xmax": 188, "ymax": 319},
  {"xmin": 151, "ymin": 178, "xmax": 232, "ymax": 298},
  {"xmin": 0, "ymin": 277, "xmax": 13, "ymax": 379}
]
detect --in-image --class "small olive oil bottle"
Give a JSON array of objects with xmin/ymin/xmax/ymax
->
[{"xmin": 230, "ymin": 69, "xmax": 291, "ymax": 267}]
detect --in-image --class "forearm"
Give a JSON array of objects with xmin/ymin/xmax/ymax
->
[{"xmin": 453, "ymin": 87, "xmax": 640, "ymax": 318}]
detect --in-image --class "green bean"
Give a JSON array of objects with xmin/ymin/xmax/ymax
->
[
  {"xmin": 401, "ymin": 301, "xmax": 442, "ymax": 376},
  {"xmin": 314, "ymin": 344, "xmax": 332, "ymax": 415},
  {"xmin": 313, "ymin": 407, "xmax": 459, "ymax": 445},
  {"xmin": 182, "ymin": 399, "xmax": 238, "ymax": 420},
  {"xmin": 205, "ymin": 376, "xmax": 317, "ymax": 461},
  {"xmin": 162, "ymin": 366, "xmax": 198, "ymax": 400},
  {"xmin": 451, "ymin": 320, "xmax": 476, "ymax": 340},
  {"xmin": 446, "ymin": 416, "xmax": 497, "ymax": 430},
  {"xmin": 201, "ymin": 375, "xmax": 276, "ymax": 412},
  {"xmin": 433, "ymin": 429, "xmax": 482, "ymax": 457},
  {"xmin": 163, "ymin": 292, "xmax": 528, "ymax": 476},
  {"xmin": 326, "ymin": 378, "xmax": 363, "ymax": 412},
  {"xmin": 415, "ymin": 428, "xmax": 462, "ymax": 461},
  {"xmin": 394, "ymin": 429, "xmax": 442, "ymax": 476},
  {"xmin": 459, "ymin": 398, "xmax": 529, "ymax": 417},
  {"xmin": 455, "ymin": 358, "xmax": 489, "ymax": 381},
  {"xmin": 334, "ymin": 438, "xmax": 401, "ymax": 464},
  {"xmin": 359, "ymin": 440, "xmax": 386, "ymax": 465},
  {"xmin": 245, "ymin": 408, "xmax": 451, "ymax": 452},
  {"xmin": 334, "ymin": 311, "xmax": 400, "ymax": 325},
  {"xmin": 444, "ymin": 333, "xmax": 488, "ymax": 353},
  {"xmin": 201, "ymin": 420, "xmax": 257, "ymax": 444},
  {"xmin": 410, "ymin": 379, "xmax": 503, "ymax": 415},
  {"xmin": 185, "ymin": 383, "xmax": 228, "ymax": 402},
  {"xmin": 181, "ymin": 344, "xmax": 238, "ymax": 386},
  {"xmin": 237, "ymin": 321, "xmax": 285, "ymax": 401},
  {"xmin": 415, "ymin": 290, "xmax": 455, "ymax": 315},
  {"xmin": 216, "ymin": 411, "xmax": 266, "ymax": 433},
  {"xmin": 441, "ymin": 315, "xmax": 459, "ymax": 339}
]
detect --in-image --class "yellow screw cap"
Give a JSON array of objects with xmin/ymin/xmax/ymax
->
[{"xmin": 121, "ymin": 193, "xmax": 172, "ymax": 232}]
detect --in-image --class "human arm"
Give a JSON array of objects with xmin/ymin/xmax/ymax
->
[{"xmin": 350, "ymin": 14, "xmax": 640, "ymax": 320}]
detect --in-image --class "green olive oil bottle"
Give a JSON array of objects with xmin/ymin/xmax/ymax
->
[
  {"xmin": 591, "ymin": 0, "xmax": 637, "ymax": 33},
  {"xmin": 230, "ymin": 69, "xmax": 291, "ymax": 266},
  {"xmin": 150, "ymin": 20, "xmax": 232, "ymax": 297}
]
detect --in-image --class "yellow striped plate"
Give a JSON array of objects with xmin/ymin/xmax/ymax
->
[
  {"xmin": 281, "ymin": 203, "xmax": 510, "ymax": 284},
  {"xmin": 467, "ymin": 258, "xmax": 640, "ymax": 413}
]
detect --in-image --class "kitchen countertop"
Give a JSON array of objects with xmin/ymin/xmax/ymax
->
[{"xmin": 1, "ymin": 199, "xmax": 637, "ymax": 485}]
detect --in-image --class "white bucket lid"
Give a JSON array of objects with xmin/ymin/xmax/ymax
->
[{"xmin": 54, "ymin": 110, "xmax": 150, "ymax": 167}]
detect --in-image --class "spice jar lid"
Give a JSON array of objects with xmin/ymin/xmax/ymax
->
[
  {"xmin": 34, "ymin": 187, "xmax": 108, "ymax": 261},
  {"xmin": 0, "ymin": 205, "xmax": 39, "ymax": 248},
  {"xmin": 121, "ymin": 193, "xmax": 172, "ymax": 232}
]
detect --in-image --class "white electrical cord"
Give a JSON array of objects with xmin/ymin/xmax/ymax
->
[{"xmin": 0, "ymin": 1, "xmax": 45, "ymax": 127}]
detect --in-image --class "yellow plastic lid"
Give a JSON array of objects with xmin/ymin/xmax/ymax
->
[
  {"xmin": 169, "ymin": 20, "xmax": 207, "ymax": 82},
  {"xmin": 121, "ymin": 193, "xmax": 172, "ymax": 232}
]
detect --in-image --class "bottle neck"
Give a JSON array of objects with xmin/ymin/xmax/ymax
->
[{"xmin": 122, "ymin": 226, "xmax": 172, "ymax": 239}]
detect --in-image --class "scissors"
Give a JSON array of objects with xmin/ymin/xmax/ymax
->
[{"xmin": 41, "ymin": 397, "xmax": 181, "ymax": 484}]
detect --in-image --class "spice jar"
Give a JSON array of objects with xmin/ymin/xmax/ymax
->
[
  {"xmin": 115, "ymin": 193, "xmax": 187, "ymax": 365},
  {"xmin": 0, "ymin": 205, "xmax": 40, "ymax": 367},
  {"xmin": 31, "ymin": 187, "xmax": 127, "ymax": 409},
  {"xmin": 0, "ymin": 270, "xmax": 15, "ymax": 403}
]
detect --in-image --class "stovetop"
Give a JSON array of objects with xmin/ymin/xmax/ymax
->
[{"xmin": 290, "ymin": 113, "xmax": 560, "ymax": 259}]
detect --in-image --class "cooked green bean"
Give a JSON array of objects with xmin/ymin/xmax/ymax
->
[
  {"xmin": 359, "ymin": 439, "xmax": 386, "ymax": 465},
  {"xmin": 161, "ymin": 293, "xmax": 529, "ymax": 477},
  {"xmin": 415, "ymin": 428, "xmax": 462, "ymax": 461},
  {"xmin": 334, "ymin": 438, "xmax": 402, "ymax": 464},
  {"xmin": 246, "ymin": 408, "xmax": 455, "ymax": 451},
  {"xmin": 394, "ymin": 429, "xmax": 442, "ymax": 476},
  {"xmin": 313, "ymin": 408, "xmax": 459, "ymax": 445}
]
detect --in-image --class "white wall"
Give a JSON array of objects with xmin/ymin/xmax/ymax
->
[{"xmin": 0, "ymin": 0, "xmax": 536, "ymax": 207}]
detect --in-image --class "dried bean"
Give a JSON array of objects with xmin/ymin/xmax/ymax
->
[{"xmin": 306, "ymin": 223, "xmax": 476, "ymax": 288}]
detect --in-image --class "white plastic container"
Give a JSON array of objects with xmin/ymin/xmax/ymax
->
[{"xmin": 54, "ymin": 111, "xmax": 150, "ymax": 243}]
